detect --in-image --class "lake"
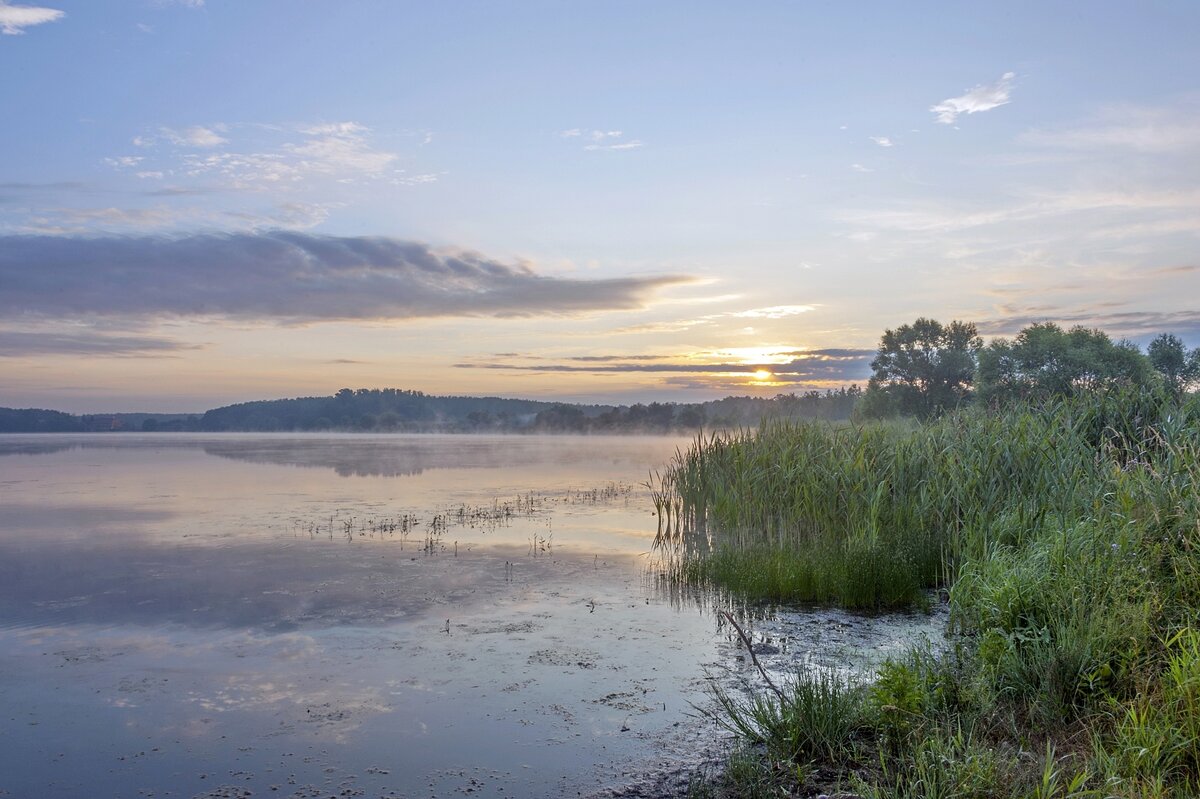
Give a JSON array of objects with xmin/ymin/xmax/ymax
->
[{"xmin": 0, "ymin": 434, "xmax": 942, "ymax": 798}]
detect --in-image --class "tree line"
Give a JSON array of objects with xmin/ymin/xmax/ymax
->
[
  {"xmin": 6, "ymin": 319, "xmax": 1188, "ymax": 433},
  {"xmin": 0, "ymin": 386, "xmax": 862, "ymax": 434},
  {"xmin": 859, "ymin": 318, "xmax": 1199, "ymax": 420}
]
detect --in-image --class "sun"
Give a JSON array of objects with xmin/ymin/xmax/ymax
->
[{"xmin": 752, "ymin": 369, "xmax": 774, "ymax": 382}]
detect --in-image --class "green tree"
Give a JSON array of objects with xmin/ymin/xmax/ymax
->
[
  {"xmin": 977, "ymin": 323, "xmax": 1154, "ymax": 403},
  {"xmin": 534, "ymin": 404, "xmax": 587, "ymax": 431},
  {"xmin": 861, "ymin": 318, "xmax": 982, "ymax": 419},
  {"xmin": 1148, "ymin": 333, "xmax": 1200, "ymax": 397}
]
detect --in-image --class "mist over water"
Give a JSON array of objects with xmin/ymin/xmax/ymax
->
[{"xmin": 0, "ymin": 434, "xmax": 941, "ymax": 798}]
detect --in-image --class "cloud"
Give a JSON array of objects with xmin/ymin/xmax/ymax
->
[
  {"xmin": 562, "ymin": 128, "xmax": 644, "ymax": 151},
  {"xmin": 23, "ymin": 206, "xmax": 182, "ymax": 231},
  {"xmin": 730, "ymin": 305, "xmax": 816, "ymax": 319},
  {"xmin": 390, "ymin": 171, "xmax": 440, "ymax": 186},
  {"xmin": 286, "ymin": 126, "xmax": 395, "ymax": 173},
  {"xmin": 978, "ymin": 308, "xmax": 1200, "ymax": 340},
  {"xmin": 161, "ymin": 125, "xmax": 228, "ymax": 148},
  {"xmin": 850, "ymin": 163, "xmax": 873, "ymax": 172},
  {"xmin": 0, "ymin": 232, "xmax": 693, "ymax": 322},
  {"xmin": 837, "ymin": 189, "xmax": 1200, "ymax": 234},
  {"xmin": 1152, "ymin": 264, "xmax": 1198, "ymax": 276},
  {"xmin": 608, "ymin": 303, "xmax": 822, "ymax": 335},
  {"xmin": 454, "ymin": 348, "xmax": 873, "ymax": 382},
  {"xmin": 585, "ymin": 140, "xmax": 644, "ymax": 152},
  {"xmin": 8, "ymin": 201, "xmax": 334, "ymax": 235},
  {"xmin": 116, "ymin": 122, "xmax": 402, "ymax": 191},
  {"xmin": 931, "ymin": 71, "xmax": 1015, "ymax": 125},
  {"xmin": 0, "ymin": 1, "xmax": 63, "ymax": 35},
  {"xmin": 1020, "ymin": 104, "xmax": 1200, "ymax": 152},
  {"xmin": 869, "ymin": 136, "xmax": 893, "ymax": 147},
  {"xmin": 219, "ymin": 201, "xmax": 333, "ymax": 230},
  {"xmin": 566, "ymin": 354, "xmax": 673, "ymax": 362},
  {"xmin": 0, "ymin": 328, "xmax": 195, "ymax": 357}
]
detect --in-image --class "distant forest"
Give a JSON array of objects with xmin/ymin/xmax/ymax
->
[
  {"xmin": 8, "ymin": 318, "xmax": 1194, "ymax": 435},
  {"xmin": 0, "ymin": 386, "xmax": 863, "ymax": 434}
]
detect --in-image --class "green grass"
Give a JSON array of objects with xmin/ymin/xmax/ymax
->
[
  {"xmin": 660, "ymin": 389, "xmax": 1200, "ymax": 797},
  {"xmin": 712, "ymin": 667, "xmax": 867, "ymax": 763}
]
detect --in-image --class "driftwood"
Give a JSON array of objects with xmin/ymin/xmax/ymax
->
[{"xmin": 720, "ymin": 610, "xmax": 785, "ymax": 703}]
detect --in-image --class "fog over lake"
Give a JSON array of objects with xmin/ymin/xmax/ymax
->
[{"xmin": 0, "ymin": 434, "xmax": 939, "ymax": 798}]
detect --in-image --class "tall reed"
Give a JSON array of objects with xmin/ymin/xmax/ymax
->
[
  {"xmin": 672, "ymin": 389, "xmax": 1200, "ymax": 796},
  {"xmin": 655, "ymin": 390, "xmax": 1198, "ymax": 611}
]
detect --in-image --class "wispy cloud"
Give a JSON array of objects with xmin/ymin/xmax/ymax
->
[
  {"xmin": 850, "ymin": 163, "xmax": 873, "ymax": 173},
  {"xmin": 585, "ymin": 140, "xmax": 644, "ymax": 151},
  {"xmin": 0, "ymin": 328, "xmax": 196, "ymax": 357},
  {"xmin": 454, "ymin": 348, "xmax": 873, "ymax": 382},
  {"xmin": 611, "ymin": 303, "xmax": 818, "ymax": 335},
  {"xmin": 931, "ymin": 71, "xmax": 1015, "ymax": 125},
  {"xmin": 112, "ymin": 122, "xmax": 405, "ymax": 191},
  {"xmin": 0, "ymin": 181, "xmax": 84, "ymax": 191},
  {"xmin": 838, "ymin": 189, "xmax": 1200, "ymax": 234},
  {"xmin": 566, "ymin": 354, "xmax": 673, "ymax": 362},
  {"xmin": 978, "ymin": 308, "xmax": 1200, "ymax": 339},
  {"xmin": 160, "ymin": 125, "xmax": 228, "ymax": 148},
  {"xmin": 561, "ymin": 128, "xmax": 644, "ymax": 151},
  {"xmin": 0, "ymin": 1, "xmax": 64, "ymax": 35},
  {"xmin": 1020, "ymin": 104, "xmax": 1200, "ymax": 152},
  {"xmin": 729, "ymin": 305, "xmax": 816, "ymax": 319},
  {"xmin": 0, "ymin": 232, "xmax": 694, "ymax": 322},
  {"xmin": 869, "ymin": 136, "xmax": 893, "ymax": 147},
  {"xmin": 7, "ymin": 201, "xmax": 333, "ymax": 235},
  {"xmin": 104, "ymin": 156, "xmax": 143, "ymax": 168},
  {"xmin": 1152, "ymin": 264, "xmax": 1199, "ymax": 276}
]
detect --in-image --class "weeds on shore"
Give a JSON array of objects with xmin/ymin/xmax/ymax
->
[{"xmin": 664, "ymin": 390, "xmax": 1200, "ymax": 797}]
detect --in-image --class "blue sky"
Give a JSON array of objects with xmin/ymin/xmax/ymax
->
[{"xmin": 2, "ymin": 1, "xmax": 1199, "ymax": 411}]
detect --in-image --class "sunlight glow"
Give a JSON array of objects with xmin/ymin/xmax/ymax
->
[{"xmin": 698, "ymin": 346, "xmax": 799, "ymax": 365}]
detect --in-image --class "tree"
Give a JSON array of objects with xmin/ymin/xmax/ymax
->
[
  {"xmin": 677, "ymin": 405, "xmax": 706, "ymax": 429},
  {"xmin": 1148, "ymin": 333, "xmax": 1200, "ymax": 397},
  {"xmin": 861, "ymin": 318, "xmax": 982, "ymax": 419},
  {"xmin": 977, "ymin": 323, "xmax": 1154, "ymax": 403},
  {"xmin": 534, "ymin": 404, "xmax": 587, "ymax": 431}
]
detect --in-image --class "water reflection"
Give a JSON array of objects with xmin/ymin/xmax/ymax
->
[
  {"xmin": 202, "ymin": 435, "xmax": 613, "ymax": 477},
  {"xmin": 0, "ymin": 433, "xmax": 946, "ymax": 798},
  {"xmin": 0, "ymin": 440, "xmax": 76, "ymax": 456},
  {"xmin": 0, "ymin": 432, "xmax": 686, "ymax": 479},
  {"xmin": 0, "ymin": 535, "xmax": 621, "ymax": 632}
]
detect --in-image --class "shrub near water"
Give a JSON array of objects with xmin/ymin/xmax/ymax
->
[{"xmin": 662, "ymin": 391, "xmax": 1200, "ymax": 796}]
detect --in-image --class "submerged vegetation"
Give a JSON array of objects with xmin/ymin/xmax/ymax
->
[{"xmin": 663, "ymin": 389, "xmax": 1200, "ymax": 796}]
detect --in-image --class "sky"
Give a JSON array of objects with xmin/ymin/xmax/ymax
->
[{"xmin": 2, "ymin": 1, "xmax": 1199, "ymax": 413}]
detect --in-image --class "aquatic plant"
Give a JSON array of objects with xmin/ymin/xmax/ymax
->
[{"xmin": 670, "ymin": 390, "xmax": 1200, "ymax": 796}]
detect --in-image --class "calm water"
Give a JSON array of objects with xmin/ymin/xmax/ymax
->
[{"xmin": 0, "ymin": 434, "xmax": 941, "ymax": 798}]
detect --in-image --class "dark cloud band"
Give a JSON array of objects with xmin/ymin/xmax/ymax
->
[
  {"xmin": 0, "ymin": 330, "xmax": 194, "ymax": 357},
  {"xmin": 454, "ymin": 349, "xmax": 873, "ymax": 381},
  {"xmin": 0, "ymin": 232, "xmax": 691, "ymax": 322}
]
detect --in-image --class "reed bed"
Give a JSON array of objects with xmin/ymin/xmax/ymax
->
[
  {"xmin": 656, "ymin": 390, "xmax": 1196, "ymax": 610},
  {"xmin": 669, "ymin": 390, "xmax": 1200, "ymax": 797}
]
